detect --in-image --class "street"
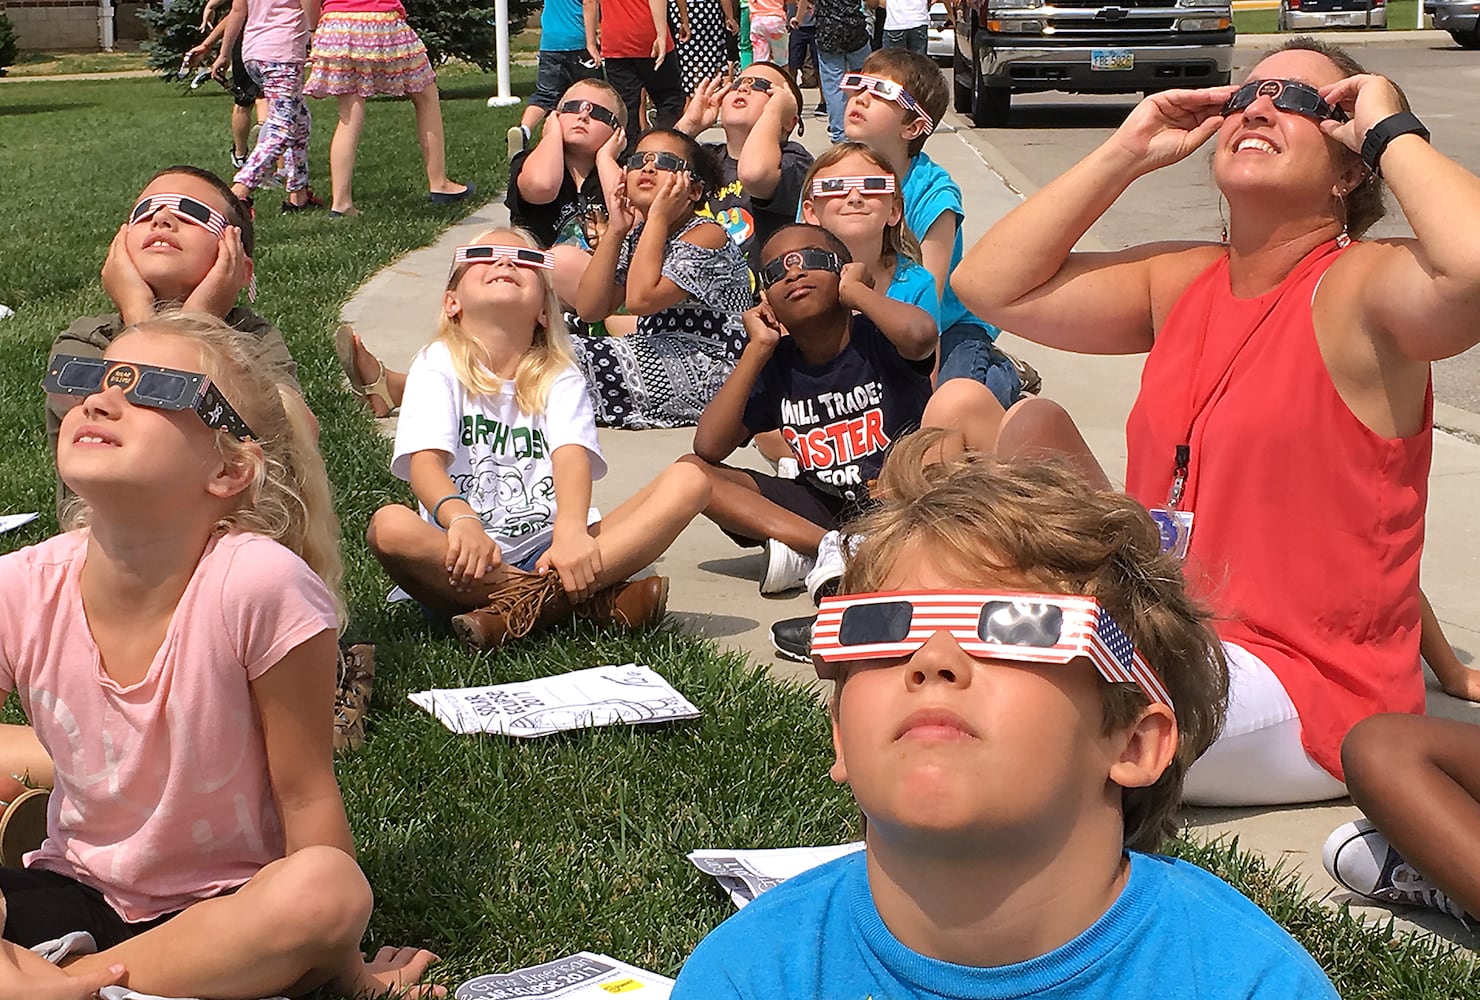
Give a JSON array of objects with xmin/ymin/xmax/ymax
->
[{"xmin": 944, "ymin": 36, "xmax": 1480, "ymax": 421}]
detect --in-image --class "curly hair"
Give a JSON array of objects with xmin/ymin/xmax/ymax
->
[{"xmin": 837, "ymin": 429, "xmax": 1229, "ymax": 853}]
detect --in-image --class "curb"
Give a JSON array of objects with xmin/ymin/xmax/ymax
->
[{"xmin": 1234, "ymin": 28, "xmax": 1455, "ymax": 46}]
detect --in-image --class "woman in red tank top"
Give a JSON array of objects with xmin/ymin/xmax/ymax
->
[{"xmin": 952, "ymin": 39, "xmax": 1480, "ymax": 812}]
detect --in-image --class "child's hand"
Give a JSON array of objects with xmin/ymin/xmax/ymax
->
[
  {"xmin": 444, "ymin": 517, "xmax": 501, "ymax": 590},
  {"xmin": 765, "ymin": 75, "xmax": 800, "ymax": 124},
  {"xmin": 652, "ymin": 33, "xmax": 668, "ymax": 69},
  {"xmin": 183, "ymin": 226, "xmax": 250, "ymax": 316},
  {"xmin": 15, "ymin": 961, "xmax": 128, "ymax": 1000},
  {"xmin": 604, "ymin": 179, "xmax": 637, "ymax": 239},
  {"xmin": 837, "ymin": 261, "xmax": 876, "ymax": 310},
  {"xmin": 184, "ymin": 43, "xmax": 211, "ymax": 69},
  {"xmin": 538, "ymin": 531, "xmax": 604, "ymax": 603},
  {"xmin": 680, "ymin": 74, "xmax": 726, "ymax": 133},
  {"xmin": 742, "ymin": 300, "xmax": 786, "ymax": 354},
  {"xmin": 644, "ymin": 170, "xmax": 693, "ymax": 228},
  {"xmin": 539, "ymin": 106, "xmax": 566, "ymax": 146},
  {"xmin": 596, "ymin": 125, "xmax": 626, "ymax": 167},
  {"xmin": 100, "ymin": 225, "xmax": 156, "ymax": 324},
  {"xmin": 726, "ymin": 13, "xmax": 740, "ymax": 31}
]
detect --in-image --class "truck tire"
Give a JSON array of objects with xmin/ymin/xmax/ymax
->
[
  {"xmin": 970, "ymin": 39, "xmax": 1010, "ymax": 127},
  {"xmin": 1452, "ymin": 27, "xmax": 1480, "ymax": 47},
  {"xmin": 954, "ymin": 66, "xmax": 972, "ymax": 113}
]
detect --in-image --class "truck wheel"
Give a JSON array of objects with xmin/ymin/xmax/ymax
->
[
  {"xmin": 970, "ymin": 40, "xmax": 1010, "ymax": 127},
  {"xmin": 1452, "ymin": 27, "xmax": 1480, "ymax": 47},
  {"xmin": 1277, "ymin": 9, "xmax": 1289, "ymax": 29},
  {"xmin": 954, "ymin": 50, "xmax": 972, "ymax": 112}
]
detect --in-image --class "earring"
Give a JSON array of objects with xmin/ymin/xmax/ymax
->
[
  {"xmin": 1217, "ymin": 193, "xmax": 1229, "ymax": 245},
  {"xmin": 1334, "ymin": 188, "xmax": 1350, "ymax": 247}
]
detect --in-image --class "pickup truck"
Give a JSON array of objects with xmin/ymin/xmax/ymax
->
[{"xmin": 952, "ymin": 0, "xmax": 1235, "ymax": 126}]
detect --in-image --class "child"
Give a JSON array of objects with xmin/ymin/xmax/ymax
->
[
  {"xmin": 209, "ymin": 0, "xmax": 319, "ymax": 213},
  {"xmin": 506, "ymin": 78, "xmax": 630, "ymax": 304},
  {"xmin": 573, "ymin": 129, "xmax": 753, "ymax": 428},
  {"xmin": 842, "ymin": 47, "xmax": 1024, "ymax": 411},
  {"xmin": 797, "ymin": 0, "xmax": 871, "ymax": 142},
  {"xmin": 684, "ymin": 223, "xmax": 935, "ymax": 594},
  {"xmin": 504, "ymin": 0, "xmax": 601, "ymax": 160},
  {"xmin": 585, "ymin": 0, "xmax": 687, "ymax": 135},
  {"xmin": 367, "ymin": 228, "xmax": 710, "ymax": 651},
  {"xmin": 672, "ymin": 432, "xmax": 1339, "ymax": 998},
  {"xmin": 676, "ymin": 62, "xmax": 815, "ymax": 269},
  {"xmin": 5, "ymin": 313, "xmax": 438, "ymax": 997},
  {"xmin": 749, "ymin": 0, "xmax": 786, "ymax": 61}
]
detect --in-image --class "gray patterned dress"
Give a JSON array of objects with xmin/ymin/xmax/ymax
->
[{"xmin": 571, "ymin": 216, "xmax": 753, "ymax": 429}]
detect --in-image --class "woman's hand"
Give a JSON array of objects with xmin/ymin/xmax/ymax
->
[
  {"xmin": 444, "ymin": 517, "xmax": 501, "ymax": 590},
  {"xmin": 1110, "ymin": 86, "xmax": 1237, "ymax": 175},
  {"xmin": 538, "ymin": 531, "xmax": 603, "ymax": 602},
  {"xmin": 643, "ymin": 170, "xmax": 694, "ymax": 228},
  {"xmin": 1318, "ymin": 74, "xmax": 1406, "ymax": 156}
]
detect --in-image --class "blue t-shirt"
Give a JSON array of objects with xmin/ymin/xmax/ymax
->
[
  {"xmin": 888, "ymin": 258, "xmax": 941, "ymax": 332},
  {"xmin": 902, "ymin": 150, "xmax": 999, "ymax": 339},
  {"xmin": 672, "ymin": 851, "xmax": 1339, "ymax": 999},
  {"xmin": 540, "ymin": 0, "xmax": 587, "ymax": 51}
]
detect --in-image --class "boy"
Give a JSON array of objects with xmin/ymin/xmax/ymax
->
[
  {"xmin": 46, "ymin": 165, "xmax": 298, "ymax": 458},
  {"xmin": 585, "ymin": 0, "xmax": 687, "ymax": 135},
  {"xmin": 672, "ymin": 435, "xmax": 1341, "ymax": 998},
  {"xmin": 684, "ymin": 224, "xmax": 935, "ymax": 594},
  {"xmin": 676, "ymin": 62, "xmax": 814, "ymax": 268},
  {"xmin": 505, "ymin": 79, "xmax": 629, "ymax": 304},
  {"xmin": 843, "ymin": 47, "xmax": 1023, "ymax": 409},
  {"xmin": 798, "ymin": 0, "xmax": 871, "ymax": 143},
  {"xmin": 504, "ymin": 0, "xmax": 600, "ymax": 160}
]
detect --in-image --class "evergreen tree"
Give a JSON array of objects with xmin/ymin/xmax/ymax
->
[{"xmin": 0, "ymin": 12, "xmax": 21, "ymax": 76}]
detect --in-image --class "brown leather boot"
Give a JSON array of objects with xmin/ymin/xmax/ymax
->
[
  {"xmin": 451, "ymin": 572, "xmax": 575, "ymax": 651},
  {"xmin": 579, "ymin": 575, "xmax": 669, "ymax": 631}
]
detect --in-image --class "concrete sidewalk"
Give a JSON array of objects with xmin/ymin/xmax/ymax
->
[{"xmin": 346, "ymin": 101, "xmax": 1480, "ymax": 948}]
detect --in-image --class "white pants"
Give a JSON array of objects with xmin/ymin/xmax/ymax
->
[{"xmin": 1181, "ymin": 642, "xmax": 1348, "ymax": 807}]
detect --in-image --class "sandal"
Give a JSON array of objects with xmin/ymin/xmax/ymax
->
[
  {"xmin": 0, "ymin": 787, "xmax": 48, "ymax": 867},
  {"xmin": 333, "ymin": 642, "xmax": 375, "ymax": 753},
  {"xmin": 335, "ymin": 323, "xmax": 395, "ymax": 417}
]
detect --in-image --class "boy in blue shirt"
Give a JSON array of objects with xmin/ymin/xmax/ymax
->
[{"xmin": 672, "ymin": 435, "xmax": 1342, "ymax": 999}]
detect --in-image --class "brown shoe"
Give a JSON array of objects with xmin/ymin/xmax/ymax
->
[
  {"xmin": 0, "ymin": 788, "xmax": 48, "ymax": 868},
  {"xmin": 579, "ymin": 575, "xmax": 669, "ymax": 631},
  {"xmin": 451, "ymin": 571, "xmax": 574, "ymax": 651},
  {"xmin": 333, "ymin": 642, "xmax": 375, "ymax": 753}
]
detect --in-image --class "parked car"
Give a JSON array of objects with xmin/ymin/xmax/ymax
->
[
  {"xmin": 928, "ymin": 2, "xmax": 954, "ymax": 65},
  {"xmin": 1277, "ymin": 0, "xmax": 1386, "ymax": 30},
  {"xmin": 1432, "ymin": 0, "xmax": 1480, "ymax": 45}
]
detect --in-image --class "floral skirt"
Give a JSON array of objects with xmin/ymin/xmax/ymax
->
[{"xmin": 304, "ymin": 12, "xmax": 437, "ymax": 98}]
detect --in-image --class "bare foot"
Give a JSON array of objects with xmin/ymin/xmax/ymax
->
[{"xmin": 344, "ymin": 945, "xmax": 445, "ymax": 998}]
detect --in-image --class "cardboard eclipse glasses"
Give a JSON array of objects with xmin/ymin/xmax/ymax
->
[
  {"xmin": 758, "ymin": 248, "xmax": 844, "ymax": 289},
  {"xmin": 1222, "ymin": 78, "xmax": 1349, "ymax": 124},
  {"xmin": 128, "ymin": 194, "xmax": 230, "ymax": 237},
  {"xmin": 623, "ymin": 150, "xmax": 692, "ymax": 175},
  {"xmin": 452, "ymin": 244, "xmax": 555, "ymax": 270},
  {"xmin": 811, "ymin": 590, "xmax": 1175, "ymax": 707},
  {"xmin": 44, "ymin": 355, "xmax": 255, "ymax": 440},
  {"xmin": 556, "ymin": 99, "xmax": 621, "ymax": 130},
  {"xmin": 840, "ymin": 73, "xmax": 936, "ymax": 134},
  {"xmin": 811, "ymin": 175, "xmax": 896, "ymax": 198}
]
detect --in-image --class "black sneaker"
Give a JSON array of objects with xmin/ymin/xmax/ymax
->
[
  {"xmin": 812, "ymin": 103, "xmax": 828, "ymax": 118},
  {"xmin": 771, "ymin": 614, "xmax": 815, "ymax": 663}
]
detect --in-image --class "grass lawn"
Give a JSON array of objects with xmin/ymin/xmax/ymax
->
[
  {"xmin": 1, "ymin": 72, "xmax": 1478, "ymax": 998},
  {"xmin": 3, "ymin": 48, "xmax": 151, "ymax": 77}
]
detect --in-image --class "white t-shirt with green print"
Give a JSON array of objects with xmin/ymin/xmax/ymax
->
[{"xmin": 392, "ymin": 341, "xmax": 606, "ymax": 566}]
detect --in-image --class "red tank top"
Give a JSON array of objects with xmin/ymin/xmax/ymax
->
[{"xmin": 1125, "ymin": 240, "xmax": 1432, "ymax": 779}]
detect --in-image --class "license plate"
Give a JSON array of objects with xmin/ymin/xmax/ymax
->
[{"xmin": 1091, "ymin": 48, "xmax": 1134, "ymax": 70}]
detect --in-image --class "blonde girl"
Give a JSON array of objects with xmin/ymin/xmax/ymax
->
[
  {"xmin": 368, "ymin": 227, "xmax": 711, "ymax": 651},
  {"xmin": 0, "ymin": 313, "xmax": 437, "ymax": 997}
]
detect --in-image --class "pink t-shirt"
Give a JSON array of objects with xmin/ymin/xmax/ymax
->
[
  {"xmin": 242, "ymin": 0, "xmax": 309, "ymax": 64},
  {"xmin": 320, "ymin": 0, "xmax": 407, "ymax": 14},
  {"xmin": 0, "ymin": 530, "xmax": 338, "ymax": 923}
]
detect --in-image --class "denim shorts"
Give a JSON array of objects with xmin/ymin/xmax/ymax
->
[
  {"xmin": 938, "ymin": 321, "xmax": 1022, "ymax": 410},
  {"xmin": 529, "ymin": 49, "xmax": 599, "ymax": 111}
]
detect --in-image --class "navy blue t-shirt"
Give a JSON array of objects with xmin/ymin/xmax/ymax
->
[{"xmin": 743, "ymin": 315, "xmax": 933, "ymax": 502}]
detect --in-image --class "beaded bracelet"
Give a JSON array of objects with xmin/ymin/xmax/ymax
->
[{"xmin": 431, "ymin": 493, "xmax": 465, "ymax": 527}]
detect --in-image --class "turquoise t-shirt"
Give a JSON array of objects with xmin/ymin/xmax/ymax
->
[
  {"xmin": 902, "ymin": 150, "xmax": 1000, "ymax": 339},
  {"xmin": 540, "ymin": 0, "xmax": 587, "ymax": 51},
  {"xmin": 887, "ymin": 257, "xmax": 942, "ymax": 333},
  {"xmin": 672, "ymin": 851, "xmax": 1340, "ymax": 999}
]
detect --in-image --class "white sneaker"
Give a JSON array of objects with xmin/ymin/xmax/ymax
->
[
  {"xmin": 776, "ymin": 457, "xmax": 800, "ymax": 480},
  {"xmin": 760, "ymin": 538, "xmax": 815, "ymax": 595},
  {"xmin": 506, "ymin": 124, "xmax": 529, "ymax": 161},
  {"xmin": 805, "ymin": 529, "xmax": 848, "ymax": 603},
  {"xmin": 1322, "ymin": 818, "xmax": 1468, "ymax": 920}
]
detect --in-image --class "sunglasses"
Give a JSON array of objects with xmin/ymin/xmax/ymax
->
[
  {"xmin": 811, "ymin": 175, "xmax": 895, "ymax": 198},
  {"xmin": 556, "ymin": 99, "xmax": 621, "ymax": 130},
  {"xmin": 453, "ymin": 244, "xmax": 555, "ymax": 269},
  {"xmin": 128, "ymin": 194, "xmax": 230, "ymax": 237},
  {"xmin": 811, "ymin": 590, "xmax": 1174, "ymax": 707},
  {"xmin": 1221, "ymin": 78, "xmax": 1348, "ymax": 124},
  {"xmin": 840, "ymin": 73, "xmax": 936, "ymax": 134},
  {"xmin": 758, "ymin": 247, "xmax": 844, "ymax": 289},
  {"xmin": 44, "ymin": 354, "xmax": 255, "ymax": 440},
  {"xmin": 728, "ymin": 75, "xmax": 775, "ymax": 95},
  {"xmin": 624, "ymin": 150, "xmax": 692, "ymax": 174}
]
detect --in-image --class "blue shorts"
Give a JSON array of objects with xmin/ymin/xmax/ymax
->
[
  {"xmin": 508, "ymin": 538, "xmax": 553, "ymax": 572},
  {"xmin": 529, "ymin": 49, "xmax": 600, "ymax": 112},
  {"xmin": 937, "ymin": 321, "xmax": 1022, "ymax": 410}
]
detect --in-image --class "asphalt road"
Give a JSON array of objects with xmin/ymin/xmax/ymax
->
[{"xmin": 945, "ymin": 36, "xmax": 1480, "ymax": 420}]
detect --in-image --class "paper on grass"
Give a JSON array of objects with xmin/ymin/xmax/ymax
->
[
  {"xmin": 410, "ymin": 664, "xmax": 700, "ymax": 737},
  {"xmin": 455, "ymin": 952, "xmax": 673, "ymax": 999},
  {"xmin": 0, "ymin": 513, "xmax": 39, "ymax": 535},
  {"xmin": 688, "ymin": 842, "xmax": 866, "ymax": 908}
]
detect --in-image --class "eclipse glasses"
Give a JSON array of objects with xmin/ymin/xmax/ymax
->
[
  {"xmin": 623, "ymin": 150, "xmax": 692, "ymax": 175},
  {"xmin": 453, "ymin": 244, "xmax": 555, "ymax": 269},
  {"xmin": 129, "ymin": 194, "xmax": 230, "ymax": 237},
  {"xmin": 758, "ymin": 248, "xmax": 844, "ymax": 289},
  {"xmin": 1222, "ymin": 78, "xmax": 1348, "ymax": 124},
  {"xmin": 556, "ymin": 99, "xmax": 621, "ymax": 130},
  {"xmin": 44, "ymin": 354, "xmax": 255, "ymax": 440},
  {"xmin": 840, "ymin": 73, "xmax": 936, "ymax": 134},
  {"xmin": 811, "ymin": 175, "xmax": 895, "ymax": 198}
]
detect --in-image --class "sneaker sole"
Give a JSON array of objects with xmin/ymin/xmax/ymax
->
[
  {"xmin": 450, "ymin": 613, "xmax": 488, "ymax": 651},
  {"xmin": 770, "ymin": 634, "xmax": 811, "ymax": 664}
]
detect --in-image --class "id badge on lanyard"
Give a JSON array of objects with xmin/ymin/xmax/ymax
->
[{"xmin": 1150, "ymin": 444, "xmax": 1194, "ymax": 559}]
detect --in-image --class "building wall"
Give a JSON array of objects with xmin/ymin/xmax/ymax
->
[{"xmin": 2, "ymin": 1, "xmax": 150, "ymax": 50}]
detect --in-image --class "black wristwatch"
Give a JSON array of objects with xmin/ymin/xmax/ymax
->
[{"xmin": 1360, "ymin": 111, "xmax": 1430, "ymax": 177}]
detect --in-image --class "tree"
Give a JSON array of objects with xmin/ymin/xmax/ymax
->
[
  {"xmin": 138, "ymin": 0, "xmax": 536, "ymax": 81},
  {"xmin": 0, "ymin": 12, "xmax": 19, "ymax": 77}
]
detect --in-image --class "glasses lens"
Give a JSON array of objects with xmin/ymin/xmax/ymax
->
[
  {"xmin": 655, "ymin": 152, "xmax": 687, "ymax": 172},
  {"xmin": 53, "ymin": 359, "xmax": 106, "ymax": 392},
  {"xmin": 129, "ymin": 198, "xmax": 156, "ymax": 225},
  {"xmin": 841, "ymin": 74, "xmax": 864, "ymax": 91},
  {"xmin": 978, "ymin": 601, "xmax": 1063, "ymax": 647},
  {"xmin": 838, "ymin": 601, "xmax": 913, "ymax": 646},
  {"xmin": 759, "ymin": 258, "xmax": 788, "ymax": 288},
  {"xmin": 799, "ymin": 249, "xmax": 839, "ymax": 273},
  {"xmin": 819, "ymin": 178, "xmax": 846, "ymax": 194},
  {"xmin": 465, "ymin": 245, "xmax": 496, "ymax": 259},
  {"xmin": 862, "ymin": 176, "xmax": 889, "ymax": 192},
  {"xmin": 174, "ymin": 197, "xmax": 213, "ymax": 226},
  {"xmin": 624, "ymin": 153, "xmax": 648, "ymax": 170},
  {"xmin": 134, "ymin": 370, "xmax": 191, "ymax": 404}
]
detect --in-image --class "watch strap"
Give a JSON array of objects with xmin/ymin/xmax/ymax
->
[{"xmin": 1360, "ymin": 111, "xmax": 1430, "ymax": 177}]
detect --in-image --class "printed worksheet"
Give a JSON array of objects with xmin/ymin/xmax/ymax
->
[
  {"xmin": 688, "ymin": 842, "xmax": 866, "ymax": 908},
  {"xmin": 410, "ymin": 664, "xmax": 700, "ymax": 737},
  {"xmin": 0, "ymin": 513, "xmax": 38, "ymax": 535},
  {"xmin": 455, "ymin": 952, "xmax": 673, "ymax": 999}
]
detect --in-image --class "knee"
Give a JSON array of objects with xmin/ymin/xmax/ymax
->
[
  {"xmin": 1342, "ymin": 713, "xmax": 1419, "ymax": 795},
  {"xmin": 366, "ymin": 504, "xmax": 421, "ymax": 560},
  {"xmin": 996, "ymin": 396, "xmax": 1074, "ymax": 453},
  {"xmin": 923, "ymin": 379, "xmax": 1005, "ymax": 430},
  {"xmin": 260, "ymin": 847, "xmax": 372, "ymax": 957},
  {"xmin": 661, "ymin": 460, "xmax": 712, "ymax": 511}
]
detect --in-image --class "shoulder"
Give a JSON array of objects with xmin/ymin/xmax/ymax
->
[
  {"xmin": 904, "ymin": 152, "xmax": 960, "ymax": 201},
  {"xmin": 410, "ymin": 340, "xmax": 457, "ymax": 374},
  {"xmin": 780, "ymin": 141, "xmax": 814, "ymax": 166},
  {"xmin": 211, "ymin": 532, "xmax": 321, "ymax": 588},
  {"xmin": 678, "ymin": 218, "xmax": 732, "ymax": 249},
  {"xmin": 57, "ymin": 313, "xmax": 123, "ymax": 349},
  {"xmin": 1150, "ymin": 243, "xmax": 1231, "ymax": 320},
  {"xmin": 223, "ymin": 306, "xmax": 282, "ymax": 339},
  {"xmin": 0, "ymin": 532, "xmax": 86, "ymax": 592}
]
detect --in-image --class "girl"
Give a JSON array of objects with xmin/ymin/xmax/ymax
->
[
  {"xmin": 367, "ymin": 228, "xmax": 711, "ymax": 651},
  {"xmin": 1, "ymin": 313, "xmax": 437, "ymax": 996},
  {"xmin": 573, "ymin": 128, "xmax": 753, "ymax": 429},
  {"xmin": 303, "ymin": 0, "xmax": 470, "ymax": 217}
]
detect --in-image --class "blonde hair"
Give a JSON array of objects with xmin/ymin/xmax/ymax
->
[
  {"xmin": 802, "ymin": 142, "xmax": 922, "ymax": 267},
  {"xmin": 61, "ymin": 311, "xmax": 345, "ymax": 625},
  {"xmin": 435, "ymin": 226, "xmax": 577, "ymax": 415},
  {"xmin": 838, "ymin": 430, "xmax": 1229, "ymax": 853}
]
